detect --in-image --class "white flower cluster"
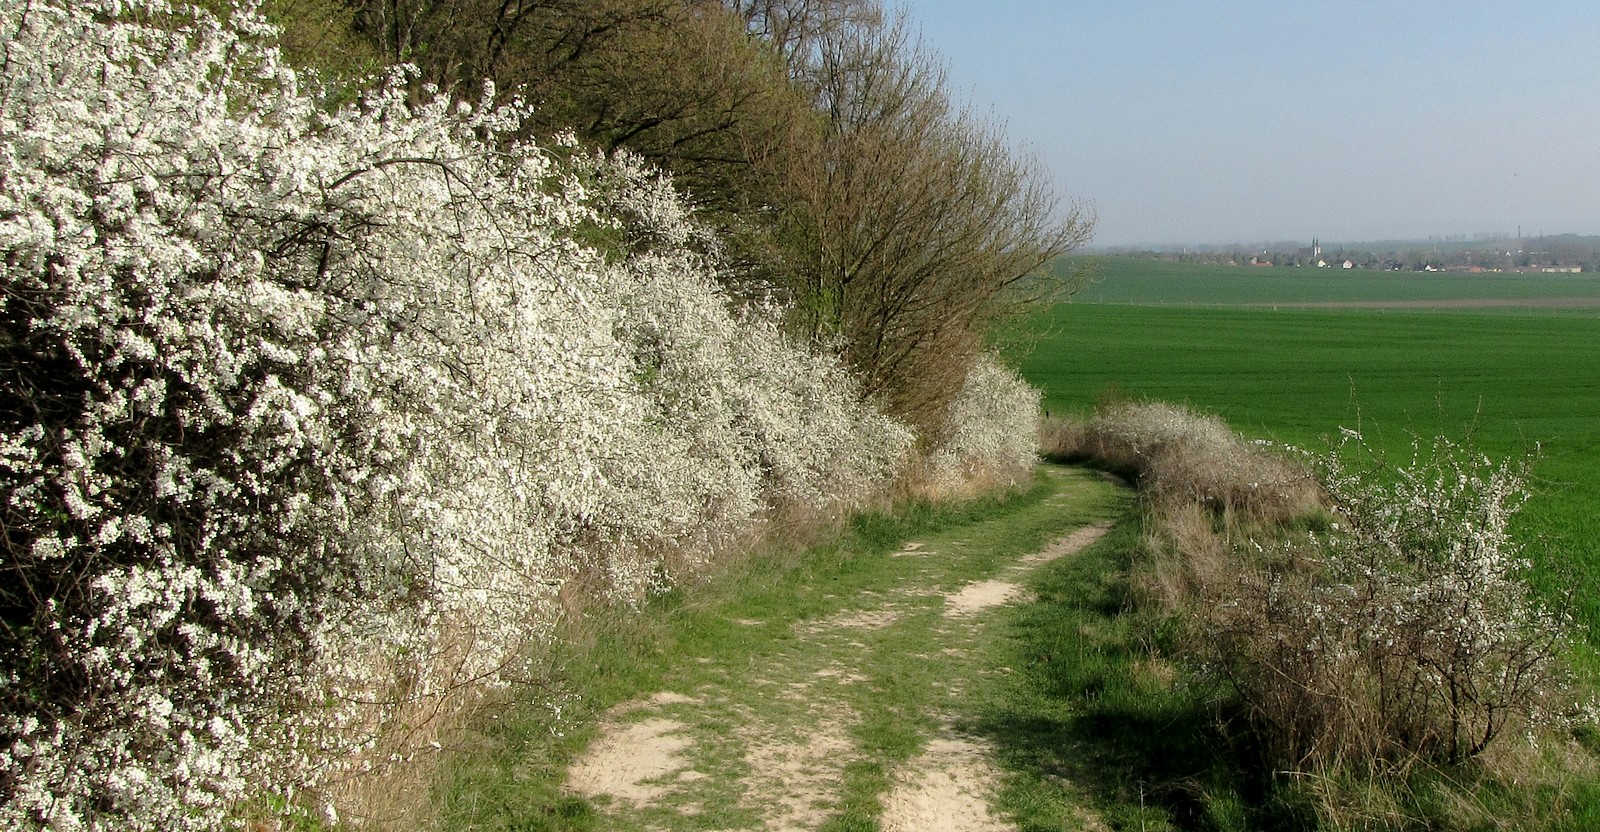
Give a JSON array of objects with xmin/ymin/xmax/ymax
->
[
  {"xmin": 1313, "ymin": 434, "xmax": 1565, "ymax": 760},
  {"xmin": 1216, "ymin": 433, "xmax": 1567, "ymax": 767},
  {"xmin": 924, "ymin": 354, "xmax": 1041, "ymax": 492},
  {"xmin": 0, "ymin": 1, "xmax": 912, "ymax": 828}
]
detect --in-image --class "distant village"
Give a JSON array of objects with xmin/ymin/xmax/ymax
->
[{"xmin": 1100, "ymin": 233, "xmax": 1600, "ymax": 273}]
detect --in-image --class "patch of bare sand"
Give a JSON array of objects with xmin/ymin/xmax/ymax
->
[
  {"xmin": 947, "ymin": 524, "xmax": 1112, "ymax": 617},
  {"xmin": 606, "ymin": 690, "xmax": 700, "ymax": 716},
  {"xmin": 743, "ymin": 719, "xmax": 854, "ymax": 831},
  {"xmin": 881, "ymin": 736, "xmax": 1008, "ymax": 832},
  {"xmin": 567, "ymin": 717, "xmax": 695, "ymax": 806},
  {"xmin": 799, "ymin": 608, "xmax": 901, "ymax": 634},
  {"xmin": 814, "ymin": 666, "xmax": 866, "ymax": 684},
  {"xmin": 1015, "ymin": 522, "xmax": 1112, "ymax": 567},
  {"xmin": 945, "ymin": 580, "xmax": 1025, "ymax": 617}
]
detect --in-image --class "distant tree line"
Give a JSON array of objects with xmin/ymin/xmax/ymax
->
[{"xmin": 1099, "ymin": 233, "xmax": 1600, "ymax": 273}]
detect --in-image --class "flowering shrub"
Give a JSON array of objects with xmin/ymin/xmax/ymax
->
[
  {"xmin": 0, "ymin": 1, "xmax": 912, "ymax": 827},
  {"xmin": 1058, "ymin": 401, "xmax": 1570, "ymax": 778},
  {"xmin": 1205, "ymin": 434, "xmax": 1569, "ymax": 775},
  {"xmin": 922, "ymin": 354, "xmax": 1041, "ymax": 494}
]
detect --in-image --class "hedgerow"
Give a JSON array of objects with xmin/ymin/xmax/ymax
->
[
  {"xmin": 0, "ymin": 1, "xmax": 918, "ymax": 827},
  {"xmin": 1214, "ymin": 433, "xmax": 1571, "ymax": 773},
  {"xmin": 1047, "ymin": 399, "xmax": 1321, "ymax": 522}
]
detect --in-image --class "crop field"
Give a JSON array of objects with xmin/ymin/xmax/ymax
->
[
  {"xmin": 1059, "ymin": 255, "xmax": 1600, "ymax": 309},
  {"xmin": 1011, "ymin": 259, "xmax": 1600, "ymax": 645}
]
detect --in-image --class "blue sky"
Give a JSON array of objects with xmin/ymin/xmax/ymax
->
[{"xmin": 901, "ymin": 1, "xmax": 1600, "ymax": 246}]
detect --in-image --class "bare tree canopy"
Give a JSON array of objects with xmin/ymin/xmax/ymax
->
[{"xmin": 757, "ymin": 7, "xmax": 1092, "ymax": 431}]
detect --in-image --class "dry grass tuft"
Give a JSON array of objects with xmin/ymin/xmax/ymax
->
[
  {"xmin": 1132, "ymin": 502, "xmax": 1230, "ymax": 616},
  {"xmin": 317, "ymin": 618, "xmax": 515, "ymax": 831}
]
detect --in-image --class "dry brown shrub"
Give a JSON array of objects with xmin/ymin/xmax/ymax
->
[
  {"xmin": 1067, "ymin": 400, "xmax": 1325, "ymax": 525},
  {"xmin": 895, "ymin": 454, "xmax": 1007, "ymax": 503},
  {"xmin": 1205, "ymin": 554, "xmax": 1405, "ymax": 775},
  {"xmin": 1132, "ymin": 502, "xmax": 1231, "ymax": 616},
  {"xmin": 1038, "ymin": 414, "xmax": 1088, "ymax": 462},
  {"xmin": 1142, "ymin": 438, "xmax": 1322, "ymax": 526}
]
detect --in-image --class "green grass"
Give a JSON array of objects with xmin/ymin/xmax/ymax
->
[
  {"xmin": 988, "ymin": 517, "xmax": 1600, "ymax": 830},
  {"xmin": 972, "ymin": 521, "xmax": 1235, "ymax": 831},
  {"xmin": 1059, "ymin": 255, "xmax": 1600, "ymax": 308},
  {"xmin": 432, "ymin": 468, "xmax": 1128, "ymax": 831},
  {"xmin": 1008, "ymin": 302, "xmax": 1600, "ymax": 643}
]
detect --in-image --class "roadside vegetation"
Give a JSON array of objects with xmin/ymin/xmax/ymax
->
[
  {"xmin": 1034, "ymin": 401, "xmax": 1600, "ymax": 830},
  {"xmin": 10, "ymin": 0, "xmax": 1598, "ymax": 828}
]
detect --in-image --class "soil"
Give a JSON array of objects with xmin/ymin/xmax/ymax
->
[
  {"xmin": 567, "ymin": 717, "xmax": 696, "ymax": 807},
  {"xmin": 564, "ymin": 520, "xmax": 1113, "ymax": 830},
  {"xmin": 880, "ymin": 735, "xmax": 1009, "ymax": 832}
]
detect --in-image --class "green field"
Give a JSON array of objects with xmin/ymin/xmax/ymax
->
[
  {"xmin": 1011, "ymin": 260, "xmax": 1600, "ymax": 642},
  {"xmin": 1060, "ymin": 255, "xmax": 1600, "ymax": 309}
]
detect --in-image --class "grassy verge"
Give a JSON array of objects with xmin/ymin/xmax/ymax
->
[
  {"xmin": 974, "ymin": 515, "xmax": 1600, "ymax": 831},
  {"xmin": 974, "ymin": 521, "xmax": 1254, "ymax": 831},
  {"xmin": 429, "ymin": 466, "xmax": 1128, "ymax": 831}
]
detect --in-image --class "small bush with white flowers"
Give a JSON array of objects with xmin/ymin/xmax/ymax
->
[
  {"xmin": 922, "ymin": 354, "xmax": 1042, "ymax": 495},
  {"xmin": 1210, "ymin": 433, "xmax": 1571, "ymax": 773}
]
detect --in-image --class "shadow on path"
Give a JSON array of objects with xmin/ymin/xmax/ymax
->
[{"xmin": 964, "ymin": 521, "xmax": 1304, "ymax": 832}]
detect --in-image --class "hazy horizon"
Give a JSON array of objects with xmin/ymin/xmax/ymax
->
[
  {"xmin": 1084, "ymin": 229, "xmax": 1593, "ymax": 253},
  {"xmin": 901, "ymin": 1, "xmax": 1600, "ymax": 248}
]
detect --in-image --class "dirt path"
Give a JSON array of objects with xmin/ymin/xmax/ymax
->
[{"xmin": 563, "ymin": 473, "xmax": 1116, "ymax": 831}]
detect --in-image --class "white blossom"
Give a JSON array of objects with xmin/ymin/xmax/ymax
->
[
  {"xmin": 0, "ymin": 1, "xmax": 921, "ymax": 827},
  {"xmin": 925, "ymin": 355, "xmax": 1042, "ymax": 491}
]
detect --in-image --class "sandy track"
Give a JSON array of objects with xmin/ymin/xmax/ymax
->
[
  {"xmin": 565, "ymin": 520, "xmax": 1112, "ymax": 830},
  {"xmin": 880, "ymin": 736, "xmax": 1009, "ymax": 832}
]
